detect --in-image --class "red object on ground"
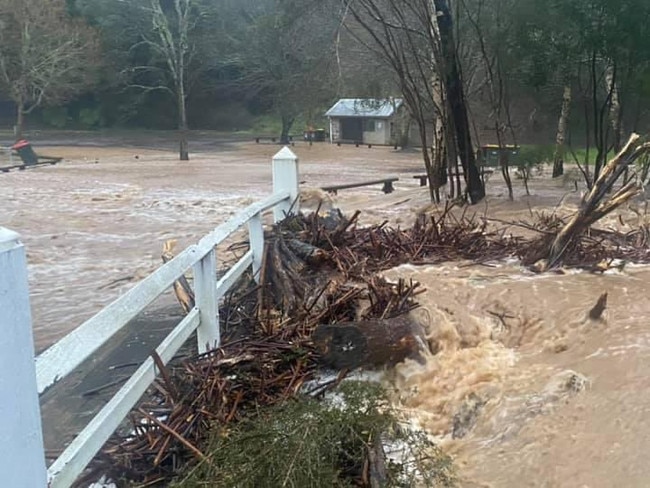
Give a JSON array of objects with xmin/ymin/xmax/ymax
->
[{"xmin": 11, "ymin": 139, "xmax": 30, "ymax": 150}]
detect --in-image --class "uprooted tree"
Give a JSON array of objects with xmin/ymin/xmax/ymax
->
[{"xmin": 543, "ymin": 133, "xmax": 650, "ymax": 269}]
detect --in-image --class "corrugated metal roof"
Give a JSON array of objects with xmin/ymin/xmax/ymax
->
[{"xmin": 325, "ymin": 98, "xmax": 403, "ymax": 118}]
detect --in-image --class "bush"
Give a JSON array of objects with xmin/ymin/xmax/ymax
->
[
  {"xmin": 78, "ymin": 107, "xmax": 104, "ymax": 129},
  {"xmin": 173, "ymin": 383, "xmax": 456, "ymax": 488},
  {"xmin": 517, "ymin": 145, "xmax": 555, "ymax": 167}
]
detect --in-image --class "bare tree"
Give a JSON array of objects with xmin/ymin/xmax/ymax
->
[
  {"xmin": 0, "ymin": 0, "xmax": 99, "ymax": 138},
  {"xmin": 222, "ymin": 0, "xmax": 339, "ymax": 144},
  {"xmin": 79, "ymin": 0, "xmax": 215, "ymax": 160},
  {"xmin": 459, "ymin": 0, "xmax": 517, "ymax": 200},
  {"xmin": 343, "ymin": 0, "xmax": 485, "ymax": 204},
  {"xmin": 129, "ymin": 0, "xmax": 206, "ymax": 161}
]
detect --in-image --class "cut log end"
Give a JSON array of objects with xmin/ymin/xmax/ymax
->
[{"xmin": 312, "ymin": 316, "xmax": 428, "ymax": 370}]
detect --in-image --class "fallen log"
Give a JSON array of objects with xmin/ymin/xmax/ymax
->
[{"xmin": 312, "ymin": 315, "xmax": 428, "ymax": 370}]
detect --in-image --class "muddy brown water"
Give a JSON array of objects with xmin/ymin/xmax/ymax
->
[
  {"xmin": 3, "ymin": 137, "xmax": 649, "ymax": 486},
  {"xmin": 1, "ymin": 141, "xmax": 424, "ymax": 350}
]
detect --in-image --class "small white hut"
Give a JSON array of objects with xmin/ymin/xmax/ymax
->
[{"xmin": 324, "ymin": 98, "xmax": 404, "ymax": 145}]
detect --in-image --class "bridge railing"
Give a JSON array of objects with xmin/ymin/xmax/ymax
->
[{"xmin": 0, "ymin": 146, "xmax": 299, "ymax": 488}]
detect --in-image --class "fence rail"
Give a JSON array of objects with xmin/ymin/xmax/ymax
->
[{"xmin": 0, "ymin": 147, "xmax": 299, "ymax": 488}]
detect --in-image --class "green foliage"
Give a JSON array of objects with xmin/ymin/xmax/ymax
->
[
  {"xmin": 220, "ymin": 0, "xmax": 339, "ymax": 137},
  {"xmin": 517, "ymin": 145, "xmax": 555, "ymax": 167},
  {"xmin": 569, "ymin": 147, "xmax": 616, "ymax": 167},
  {"xmin": 78, "ymin": 106, "xmax": 103, "ymax": 129},
  {"xmin": 41, "ymin": 107, "xmax": 69, "ymax": 129},
  {"xmin": 173, "ymin": 383, "xmax": 456, "ymax": 488},
  {"xmin": 6, "ymin": 0, "xmax": 646, "ymax": 139}
]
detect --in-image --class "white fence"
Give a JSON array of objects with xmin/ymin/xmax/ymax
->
[{"xmin": 0, "ymin": 147, "xmax": 299, "ymax": 488}]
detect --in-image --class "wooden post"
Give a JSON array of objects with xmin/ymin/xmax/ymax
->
[
  {"xmin": 248, "ymin": 213, "xmax": 264, "ymax": 284},
  {"xmin": 193, "ymin": 248, "xmax": 219, "ymax": 352},
  {"xmin": 272, "ymin": 146, "xmax": 299, "ymax": 223},
  {"xmin": 0, "ymin": 227, "xmax": 48, "ymax": 487}
]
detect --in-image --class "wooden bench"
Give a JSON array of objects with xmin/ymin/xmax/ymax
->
[
  {"xmin": 0, "ymin": 156, "xmax": 62, "ymax": 173},
  {"xmin": 255, "ymin": 136, "xmax": 298, "ymax": 146},
  {"xmin": 413, "ymin": 168, "xmax": 494, "ymax": 186},
  {"xmin": 335, "ymin": 140, "xmax": 373, "ymax": 149},
  {"xmin": 321, "ymin": 177, "xmax": 398, "ymax": 195},
  {"xmin": 254, "ymin": 136, "xmax": 277, "ymax": 144}
]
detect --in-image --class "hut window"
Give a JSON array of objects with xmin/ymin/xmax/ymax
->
[{"xmin": 365, "ymin": 120, "xmax": 376, "ymax": 131}]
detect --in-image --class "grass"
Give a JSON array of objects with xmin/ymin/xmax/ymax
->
[
  {"xmin": 172, "ymin": 383, "xmax": 457, "ymax": 488},
  {"xmin": 567, "ymin": 147, "xmax": 616, "ymax": 166},
  {"xmin": 514, "ymin": 144, "xmax": 616, "ymax": 167},
  {"xmin": 248, "ymin": 114, "xmax": 329, "ymax": 137}
]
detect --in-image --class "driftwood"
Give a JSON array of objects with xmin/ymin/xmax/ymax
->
[
  {"xmin": 312, "ymin": 315, "xmax": 427, "ymax": 369},
  {"xmin": 99, "ymin": 199, "xmax": 650, "ymax": 485},
  {"xmin": 162, "ymin": 240, "xmax": 195, "ymax": 313},
  {"xmin": 588, "ymin": 292, "xmax": 608, "ymax": 321},
  {"xmin": 366, "ymin": 434, "xmax": 388, "ymax": 488},
  {"xmin": 544, "ymin": 134, "xmax": 650, "ymax": 269}
]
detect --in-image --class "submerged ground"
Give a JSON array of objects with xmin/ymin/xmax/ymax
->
[{"xmin": 3, "ymin": 132, "xmax": 650, "ymax": 487}]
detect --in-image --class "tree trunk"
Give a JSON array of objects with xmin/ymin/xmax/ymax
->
[
  {"xmin": 280, "ymin": 115, "xmax": 294, "ymax": 145},
  {"xmin": 552, "ymin": 85, "xmax": 572, "ymax": 178},
  {"xmin": 15, "ymin": 99, "xmax": 24, "ymax": 141},
  {"xmin": 431, "ymin": 75, "xmax": 448, "ymax": 197},
  {"xmin": 417, "ymin": 119, "xmax": 439, "ymax": 203},
  {"xmin": 500, "ymin": 153, "xmax": 513, "ymax": 200},
  {"xmin": 178, "ymin": 82, "xmax": 189, "ymax": 161},
  {"xmin": 179, "ymin": 131, "xmax": 189, "ymax": 161},
  {"xmin": 544, "ymin": 134, "xmax": 646, "ymax": 270},
  {"xmin": 177, "ymin": 66, "xmax": 190, "ymax": 161},
  {"xmin": 312, "ymin": 316, "xmax": 427, "ymax": 370},
  {"xmin": 604, "ymin": 64, "xmax": 623, "ymax": 152},
  {"xmin": 432, "ymin": 118, "xmax": 447, "ymax": 194},
  {"xmin": 433, "ymin": 0, "xmax": 485, "ymax": 204}
]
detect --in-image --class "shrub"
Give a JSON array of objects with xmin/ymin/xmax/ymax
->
[{"xmin": 173, "ymin": 382, "xmax": 456, "ymax": 488}]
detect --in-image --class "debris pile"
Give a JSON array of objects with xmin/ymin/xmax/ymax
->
[{"xmin": 88, "ymin": 143, "xmax": 650, "ymax": 484}]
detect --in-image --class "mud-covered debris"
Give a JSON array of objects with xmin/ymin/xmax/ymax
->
[
  {"xmin": 588, "ymin": 292, "xmax": 608, "ymax": 321},
  {"xmin": 452, "ymin": 393, "xmax": 487, "ymax": 439}
]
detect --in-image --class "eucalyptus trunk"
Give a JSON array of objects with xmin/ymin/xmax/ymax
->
[
  {"xmin": 433, "ymin": 0, "xmax": 485, "ymax": 204},
  {"xmin": 604, "ymin": 64, "xmax": 623, "ymax": 152},
  {"xmin": 15, "ymin": 98, "xmax": 25, "ymax": 141},
  {"xmin": 552, "ymin": 85, "xmax": 572, "ymax": 178},
  {"xmin": 178, "ymin": 85, "xmax": 189, "ymax": 161}
]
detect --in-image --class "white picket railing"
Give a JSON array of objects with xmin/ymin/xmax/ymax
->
[{"xmin": 0, "ymin": 147, "xmax": 299, "ymax": 488}]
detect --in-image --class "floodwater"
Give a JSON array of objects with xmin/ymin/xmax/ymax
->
[
  {"xmin": 3, "ymin": 136, "xmax": 649, "ymax": 486},
  {"xmin": 0, "ymin": 140, "xmax": 422, "ymax": 350},
  {"xmin": 376, "ymin": 186, "xmax": 650, "ymax": 487},
  {"xmin": 387, "ymin": 263, "xmax": 650, "ymax": 487}
]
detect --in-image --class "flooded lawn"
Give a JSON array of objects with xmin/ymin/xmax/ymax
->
[{"xmin": 1, "ymin": 137, "xmax": 425, "ymax": 349}]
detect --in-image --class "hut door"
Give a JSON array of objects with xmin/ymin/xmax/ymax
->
[{"xmin": 341, "ymin": 118, "xmax": 363, "ymax": 142}]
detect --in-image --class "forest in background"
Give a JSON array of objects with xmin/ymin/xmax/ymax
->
[{"xmin": 0, "ymin": 0, "xmax": 648, "ymax": 194}]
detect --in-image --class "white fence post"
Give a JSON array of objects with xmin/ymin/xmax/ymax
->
[
  {"xmin": 248, "ymin": 213, "xmax": 264, "ymax": 284},
  {"xmin": 193, "ymin": 248, "xmax": 219, "ymax": 352},
  {"xmin": 0, "ymin": 228, "xmax": 48, "ymax": 488},
  {"xmin": 272, "ymin": 146, "xmax": 300, "ymax": 223}
]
